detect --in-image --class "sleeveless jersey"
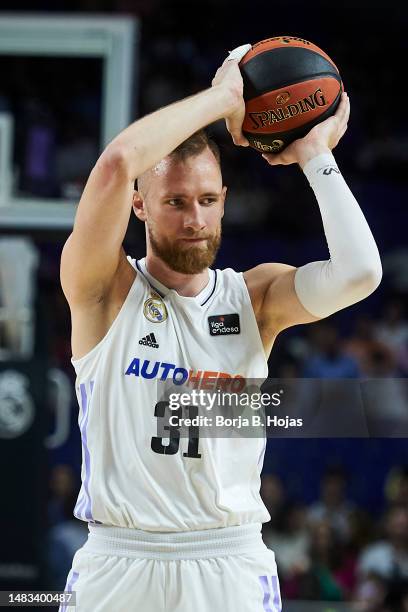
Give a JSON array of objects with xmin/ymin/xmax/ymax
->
[{"xmin": 71, "ymin": 256, "xmax": 270, "ymax": 531}]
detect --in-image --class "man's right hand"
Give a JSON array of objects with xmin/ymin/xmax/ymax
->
[{"xmin": 212, "ymin": 46, "xmax": 251, "ymax": 147}]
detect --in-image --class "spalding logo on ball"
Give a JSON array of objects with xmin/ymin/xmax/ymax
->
[{"xmin": 239, "ymin": 36, "xmax": 343, "ymax": 153}]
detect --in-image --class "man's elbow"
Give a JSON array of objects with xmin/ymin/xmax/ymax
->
[
  {"xmin": 95, "ymin": 146, "xmax": 134, "ymax": 183},
  {"xmin": 346, "ymin": 259, "xmax": 383, "ymax": 299}
]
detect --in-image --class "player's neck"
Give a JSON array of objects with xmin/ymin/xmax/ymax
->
[{"xmin": 145, "ymin": 254, "xmax": 210, "ymax": 298}]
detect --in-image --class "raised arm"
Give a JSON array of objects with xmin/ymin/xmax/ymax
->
[
  {"xmin": 245, "ymin": 93, "xmax": 382, "ymax": 348},
  {"xmin": 60, "ymin": 55, "xmax": 248, "ymax": 307}
]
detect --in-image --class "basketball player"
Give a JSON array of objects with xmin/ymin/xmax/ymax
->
[{"xmin": 59, "ymin": 44, "xmax": 382, "ymax": 611}]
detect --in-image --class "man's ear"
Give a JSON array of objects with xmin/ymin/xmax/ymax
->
[
  {"xmin": 221, "ymin": 186, "xmax": 227, "ymax": 218},
  {"xmin": 133, "ymin": 191, "xmax": 147, "ymax": 222}
]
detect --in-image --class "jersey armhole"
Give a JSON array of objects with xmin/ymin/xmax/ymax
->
[{"xmin": 239, "ymin": 271, "xmax": 269, "ymax": 374}]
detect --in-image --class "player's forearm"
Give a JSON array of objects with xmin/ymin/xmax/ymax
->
[
  {"xmin": 294, "ymin": 152, "xmax": 382, "ymax": 318},
  {"xmin": 106, "ymin": 86, "xmax": 235, "ymax": 180}
]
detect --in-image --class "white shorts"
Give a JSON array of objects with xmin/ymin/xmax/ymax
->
[{"xmin": 60, "ymin": 522, "xmax": 282, "ymax": 612}]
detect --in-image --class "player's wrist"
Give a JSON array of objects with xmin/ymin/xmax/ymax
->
[
  {"xmin": 296, "ymin": 142, "xmax": 331, "ymax": 170},
  {"xmin": 211, "ymin": 83, "xmax": 243, "ymax": 119}
]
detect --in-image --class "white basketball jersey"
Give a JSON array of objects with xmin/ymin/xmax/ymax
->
[{"xmin": 71, "ymin": 256, "xmax": 270, "ymax": 531}]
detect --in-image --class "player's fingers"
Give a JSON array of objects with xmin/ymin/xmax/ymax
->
[
  {"xmin": 334, "ymin": 92, "xmax": 346, "ymax": 120},
  {"xmin": 338, "ymin": 122, "xmax": 348, "ymax": 140},
  {"xmin": 330, "ymin": 94, "xmax": 348, "ymax": 139},
  {"xmin": 336, "ymin": 92, "xmax": 349, "ymax": 124},
  {"xmin": 226, "ymin": 43, "xmax": 252, "ymax": 62},
  {"xmin": 220, "ymin": 56, "xmax": 236, "ymax": 68},
  {"xmin": 344, "ymin": 95, "xmax": 350, "ymax": 124},
  {"xmin": 332, "ymin": 118, "xmax": 348, "ymax": 148},
  {"xmin": 229, "ymin": 129, "xmax": 249, "ymax": 147},
  {"xmin": 262, "ymin": 153, "xmax": 274, "ymax": 164},
  {"xmin": 338, "ymin": 98, "xmax": 349, "ymax": 137},
  {"xmin": 234, "ymin": 135, "xmax": 250, "ymax": 147},
  {"xmin": 235, "ymin": 135, "xmax": 250, "ymax": 147},
  {"xmin": 211, "ymin": 68, "xmax": 221, "ymax": 86},
  {"xmin": 220, "ymin": 44, "xmax": 252, "ymax": 69},
  {"xmin": 226, "ymin": 117, "xmax": 249, "ymax": 146},
  {"xmin": 262, "ymin": 153, "xmax": 283, "ymax": 165}
]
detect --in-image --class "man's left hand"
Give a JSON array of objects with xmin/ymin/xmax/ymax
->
[{"xmin": 262, "ymin": 91, "xmax": 350, "ymax": 169}]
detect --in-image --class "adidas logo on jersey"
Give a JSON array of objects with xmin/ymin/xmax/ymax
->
[{"xmin": 138, "ymin": 333, "xmax": 159, "ymax": 348}]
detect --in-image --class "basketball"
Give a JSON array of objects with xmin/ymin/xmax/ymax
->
[{"xmin": 239, "ymin": 36, "xmax": 343, "ymax": 153}]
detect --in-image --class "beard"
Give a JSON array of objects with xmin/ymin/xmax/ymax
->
[{"xmin": 147, "ymin": 224, "xmax": 221, "ymax": 274}]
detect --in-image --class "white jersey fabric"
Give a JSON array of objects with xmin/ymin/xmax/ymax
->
[{"xmin": 71, "ymin": 256, "xmax": 270, "ymax": 531}]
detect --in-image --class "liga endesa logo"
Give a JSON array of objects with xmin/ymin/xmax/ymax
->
[{"xmin": 208, "ymin": 314, "xmax": 240, "ymax": 336}]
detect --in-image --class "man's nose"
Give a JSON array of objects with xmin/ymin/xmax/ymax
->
[{"xmin": 183, "ymin": 202, "xmax": 206, "ymax": 232}]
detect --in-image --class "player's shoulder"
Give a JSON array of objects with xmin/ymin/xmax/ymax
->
[
  {"xmin": 215, "ymin": 265, "xmax": 241, "ymax": 275},
  {"xmin": 243, "ymin": 262, "xmax": 296, "ymax": 288},
  {"xmin": 214, "ymin": 266, "xmax": 244, "ymax": 286}
]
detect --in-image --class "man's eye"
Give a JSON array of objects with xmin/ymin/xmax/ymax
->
[
  {"xmin": 201, "ymin": 198, "xmax": 216, "ymax": 206},
  {"xmin": 167, "ymin": 199, "xmax": 182, "ymax": 206}
]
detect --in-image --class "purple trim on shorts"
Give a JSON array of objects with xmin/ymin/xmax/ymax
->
[
  {"xmin": 259, "ymin": 575, "xmax": 273, "ymax": 612},
  {"xmin": 60, "ymin": 570, "xmax": 79, "ymax": 612},
  {"xmin": 271, "ymin": 575, "xmax": 282, "ymax": 611}
]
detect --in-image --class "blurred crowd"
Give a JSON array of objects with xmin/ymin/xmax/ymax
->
[
  {"xmin": 273, "ymin": 298, "xmax": 408, "ymax": 380},
  {"xmin": 261, "ymin": 466, "xmax": 408, "ymax": 610}
]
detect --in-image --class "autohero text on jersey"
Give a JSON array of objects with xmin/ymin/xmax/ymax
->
[{"xmin": 125, "ymin": 357, "xmax": 246, "ymax": 391}]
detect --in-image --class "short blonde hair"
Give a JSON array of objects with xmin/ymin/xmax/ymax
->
[
  {"xmin": 171, "ymin": 129, "xmax": 220, "ymax": 165},
  {"xmin": 135, "ymin": 129, "xmax": 220, "ymax": 191}
]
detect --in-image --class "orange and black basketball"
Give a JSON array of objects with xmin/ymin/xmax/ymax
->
[{"xmin": 239, "ymin": 36, "xmax": 343, "ymax": 153}]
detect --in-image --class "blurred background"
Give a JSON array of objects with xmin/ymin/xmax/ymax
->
[{"xmin": 0, "ymin": 1, "xmax": 407, "ymax": 611}]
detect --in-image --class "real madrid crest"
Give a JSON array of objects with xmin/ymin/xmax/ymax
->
[{"xmin": 143, "ymin": 291, "xmax": 168, "ymax": 323}]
